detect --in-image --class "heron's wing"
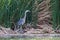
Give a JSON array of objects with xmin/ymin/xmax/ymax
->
[{"xmin": 17, "ymin": 19, "xmax": 23, "ymax": 25}]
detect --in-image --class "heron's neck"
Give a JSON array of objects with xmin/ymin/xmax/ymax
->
[{"xmin": 23, "ymin": 12, "xmax": 26, "ymax": 19}]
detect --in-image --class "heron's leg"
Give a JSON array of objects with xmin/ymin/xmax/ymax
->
[
  {"xmin": 16, "ymin": 25, "xmax": 24, "ymax": 33},
  {"xmin": 15, "ymin": 25, "xmax": 21, "ymax": 32},
  {"xmin": 19, "ymin": 25, "xmax": 25, "ymax": 33},
  {"xmin": 20, "ymin": 25, "xmax": 23, "ymax": 31},
  {"xmin": 15, "ymin": 25, "xmax": 20, "ymax": 31}
]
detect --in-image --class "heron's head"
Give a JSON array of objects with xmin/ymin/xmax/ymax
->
[{"xmin": 25, "ymin": 10, "xmax": 30, "ymax": 13}]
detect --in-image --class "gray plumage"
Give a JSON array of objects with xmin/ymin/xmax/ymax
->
[{"xmin": 15, "ymin": 10, "xmax": 30, "ymax": 33}]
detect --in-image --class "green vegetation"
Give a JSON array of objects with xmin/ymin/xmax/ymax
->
[
  {"xmin": 0, "ymin": 0, "xmax": 60, "ymax": 30},
  {"xmin": 0, "ymin": 0, "xmax": 36, "ymax": 28},
  {"xmin": 0, "ymin": 37, "xmax": 60, "ymax": 40},
  {"xmin": 0, "ymin": 0, "xmax": 42, "ymax": 28},
  {"xmin": 51, "ymin": 0, "xmax": 60, "ymax": 30}
]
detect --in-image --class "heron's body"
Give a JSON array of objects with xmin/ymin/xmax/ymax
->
[
  {"xmin": 17, "ymin": 18, "xmax": 25, "ymax": 26},
  {"xmin": 15, "ymin": 10, "xmax": 30, "ymax": 33},
  {"xmin": 17, "ymin": 10, "xmax": 27, "ymax": 26}
]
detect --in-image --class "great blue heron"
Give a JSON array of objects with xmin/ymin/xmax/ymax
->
[{"xmin": 15, "ymin": 10, "xmax": 30, "ymax": 33}]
